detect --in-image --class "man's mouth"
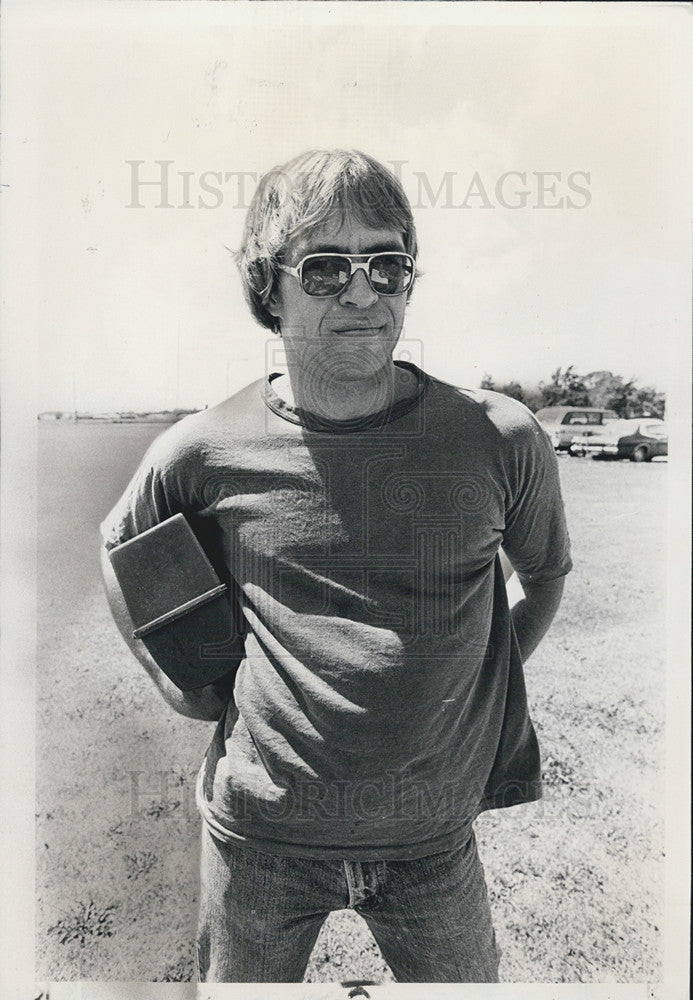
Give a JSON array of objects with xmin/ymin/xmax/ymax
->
[{"xmin": 329, "ymin": 323, "xmax": 384, "ymax": 334}]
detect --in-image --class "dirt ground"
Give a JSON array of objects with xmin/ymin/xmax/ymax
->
[{"xmin": 36, "ymin": 422, "xmax": 667, "ymax": 983}]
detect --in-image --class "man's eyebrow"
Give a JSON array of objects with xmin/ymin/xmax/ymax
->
[{"xmin": 304, "ymin": 241, "xmax": 405, "ymax": 255}]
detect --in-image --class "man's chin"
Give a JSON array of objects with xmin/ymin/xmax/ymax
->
[
  {"xmin": 318, "ymin": 351, "xmax": 394, "ymax": 381},
  {"xmin": 322, "ymin": 333, "xmax": 398, "ymax": 364}
]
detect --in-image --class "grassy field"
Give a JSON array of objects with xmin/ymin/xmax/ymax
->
[{"xmin": 36, "ymin": 422, "xmax": 667, "ymax": 984}]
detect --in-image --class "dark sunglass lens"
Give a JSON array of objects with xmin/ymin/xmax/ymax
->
[
  {"xmin": 302, "ymin": 256, "xmax": 350, "ymax": 296},
  {"xmin": 369, "ymin": 254, "xmax": 412, "ymax": 294}
]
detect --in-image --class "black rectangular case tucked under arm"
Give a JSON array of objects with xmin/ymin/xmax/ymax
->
[{"xmin": 108, "ymin": 513, "xmax": 246, "ymax": 691}]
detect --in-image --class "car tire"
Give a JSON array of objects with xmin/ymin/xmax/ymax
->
[{"xmin": 631, "ymin": 445, "xmax": 649, "ymax": 463}]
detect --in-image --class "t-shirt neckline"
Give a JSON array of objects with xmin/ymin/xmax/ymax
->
[{"xmin": 261, "ymin": 360, "xmax": 428, "ymax": 433}]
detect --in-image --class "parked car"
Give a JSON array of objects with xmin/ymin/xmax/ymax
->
[
  {"xmin": 534, "ymin": 406, "xmax": 619, "ymax": 451},
  {"xmin": 568, "ymin": 418, "xmax": 668, "ymax": 461}
]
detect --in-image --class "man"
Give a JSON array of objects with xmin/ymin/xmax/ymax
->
[{"xmin": 101, "ymin": 149, "xmax": 572, "ymax": 983}]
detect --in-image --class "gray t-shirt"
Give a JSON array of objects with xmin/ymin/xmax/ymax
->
[{"xmin": 102, "ymin": 363, "xmax": 572, "ymax": 860}]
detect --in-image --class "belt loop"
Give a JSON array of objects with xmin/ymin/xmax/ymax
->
[{"xmin": 343, "ymin": 861, "xmax": 366, "ymax": 907}]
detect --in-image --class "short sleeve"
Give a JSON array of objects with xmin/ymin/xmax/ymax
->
[
  {"xmin": 500, "ymin": 407, "xmax": 573, "ymax": 583},
  {"xmin": 99, "ymin": 421, "xmax": 202, "ymax": 550}
]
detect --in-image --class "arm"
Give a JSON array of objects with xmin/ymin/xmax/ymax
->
[
  {"xmin": 495, "ymin": 404, "xmax": 571, "ymax": 659},
  {"xmin": 510, "ymin": 573, "xmax": 566, "ymax": 663},
  {"xmin": 100, "ymin": 545, "xmax": 230, "ymax": 721}
]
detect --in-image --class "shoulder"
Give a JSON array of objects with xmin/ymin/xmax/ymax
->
[
  {"xmin": 424, "ymin": 374, "xmax": 548, "ymax": 451},
  {"xmin": 465, "ymin": 389, "xmax": 547, "ymax": 445},
  {"xmin": 100, "ymin": 379, "xmax": 267, "ymax": 547},
  {"xmin": 143, "ymin": 378, "xmax": 267, "ymax": 472}
]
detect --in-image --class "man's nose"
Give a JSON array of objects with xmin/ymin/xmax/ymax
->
[{"xmin": 338, "ymin": 267, "xmax": 379, "ymax": 308}]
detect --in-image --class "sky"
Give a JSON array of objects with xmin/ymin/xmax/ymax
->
[{"xmin": 2, "ymin": 2, "xmax": 691, "ymax": 414}]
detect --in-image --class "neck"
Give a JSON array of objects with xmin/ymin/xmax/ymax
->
[{"xmin": 277, "ymin": 359, "xmax": 413, "ymax": 423}]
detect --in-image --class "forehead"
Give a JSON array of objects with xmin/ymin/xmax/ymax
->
[{"xmin": 288, "ymin": 216, "xmax": 406, "ymax": 262}]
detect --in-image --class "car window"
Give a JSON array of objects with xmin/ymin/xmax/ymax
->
[
  {"xmin": 642, "ymin": 423, "xmax": 667, "ymax": 437},
  {"xmin": 563, "ymin": 412, "xmax": 602, "ymax": 425}
]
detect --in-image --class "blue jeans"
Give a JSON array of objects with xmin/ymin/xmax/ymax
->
[{"xmin": 196, "ymin": 825, "xmax": 500, "ymax": 983}]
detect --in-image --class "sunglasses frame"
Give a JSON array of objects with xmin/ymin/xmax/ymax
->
[{"xmin": 277, "ymin": 251, "xmax": 415, "ymax": 298}]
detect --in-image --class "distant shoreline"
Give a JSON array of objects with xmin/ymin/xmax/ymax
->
[{"xmin": 37, "ymin": 410, "xmax": 200, "ymax": 424}]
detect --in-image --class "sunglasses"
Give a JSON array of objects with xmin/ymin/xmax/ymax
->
[{"xmin": 277, "ymin": 252, "xmax": 415, "ymax": 298}]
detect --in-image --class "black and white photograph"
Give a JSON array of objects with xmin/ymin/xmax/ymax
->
[{"xmin": 1, "ymin": 2, "xmax": 690, "ymax": 997}]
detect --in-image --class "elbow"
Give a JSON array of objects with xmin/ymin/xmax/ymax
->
[
  {"xmin": 160, "ymin": 685, "xmax": 228, "ymax": 722},
  {"xmin": 519, "ymin": 573, "xmax": 566, "ymax": 608},
  {"xmin": 174, "ymin": 702, "xmax": 224, "ymax": 722}
]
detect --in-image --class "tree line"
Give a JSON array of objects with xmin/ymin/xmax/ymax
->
[{"xmin": 480, "ymin": 366, "xmax": 665, "ymax": 419}]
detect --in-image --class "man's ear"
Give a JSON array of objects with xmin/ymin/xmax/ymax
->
[
  {"xmin": 265, "ymin": 288, "xmax": 282, "ymax": 336},
  {"xmin": 266, "ymin": 281, "xmax": 282, "ymax": 316}
]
